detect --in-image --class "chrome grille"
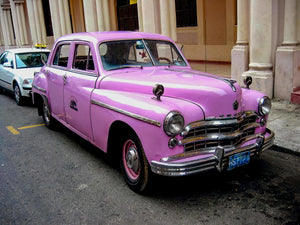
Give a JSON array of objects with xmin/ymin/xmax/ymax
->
[{"xmin": 181, "ymin": 111, "xmax": 259, "ymax": 152}]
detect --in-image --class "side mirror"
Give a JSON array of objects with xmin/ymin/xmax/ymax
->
[{"xmin": 3, "ymin": 61, "xmax": 13, "ymax": 68}]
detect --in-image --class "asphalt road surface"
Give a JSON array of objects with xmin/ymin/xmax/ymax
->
[{"xmin": 0, "ymin": 91, "xmax": 299, "ymax": 225}]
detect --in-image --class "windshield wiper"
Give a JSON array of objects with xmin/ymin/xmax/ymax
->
[{"xmin": 109, "ymin": 65, "xmax": 143, "ymax": 71}]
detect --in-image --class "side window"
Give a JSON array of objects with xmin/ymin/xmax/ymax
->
[
  {"xmin": 73, "ymin": 44, "xmax": 95, "ymax": 71},
  {"xmin": 53, "ymin": 44, "xmax": 70, "ymax": 67}
]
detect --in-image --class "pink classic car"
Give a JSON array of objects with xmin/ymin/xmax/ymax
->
[{"xmin": 32, "ymin": 32, "xmax": 274, "ymax": 193}]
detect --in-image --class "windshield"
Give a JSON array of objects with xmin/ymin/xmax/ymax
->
[
  {"xmin": 99, "ymin": 39, "xmax": 187, "ymax": 71},
  {"xmin": 16, "ymin": 52, "xmax": 49, "ymax": 69}
]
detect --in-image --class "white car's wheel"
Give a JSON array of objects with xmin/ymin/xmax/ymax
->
[{"xmin": 14, "ymin": 83, "xmax": 25, "ymax": 106}]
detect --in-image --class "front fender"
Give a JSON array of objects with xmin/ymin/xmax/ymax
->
[
  {"xmin": 241, "ymin": 88, "xmax": 266, "ymax": 113},
  {"xmin": 241, "ymin": 88, "xmax": 269, "ymax": 133},
  {"xmin": 90, "ymin": 89, "xmax": 204, "ymax": 163},
  {"xmin": 32, "ymin": 71, "xmax": 48, "ymax": 104}
]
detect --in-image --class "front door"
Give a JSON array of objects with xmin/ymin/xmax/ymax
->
[
  {"xmin": 63, "ymin": 42, "xmax": 98, "ymax": 139},
  {"xmin": 0, "ymin": 52, "xmax": 15, "ymax": 91},
  {"xmin": 47, "ymin": 42, "xmax": 71, "ymax": 121}
]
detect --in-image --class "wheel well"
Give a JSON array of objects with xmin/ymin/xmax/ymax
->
[
  {"xmin": 107, "ymin": 121, "xmax": 138, "ymax": 164},
  {"xmin": 33, "ymin": 93, "xmax": 44, "ymax": 116},
  {"xmin": 12, "ymin": 80, "xmax": 17, "ymax": 88}
]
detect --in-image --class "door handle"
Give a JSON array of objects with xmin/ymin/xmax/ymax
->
[{"xmin": 63, "ymin": 74, "xmax": 68, "ymax": 84}]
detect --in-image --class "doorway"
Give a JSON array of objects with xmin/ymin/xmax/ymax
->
[{"xmin": 117, "ymin": 0, "xmax": 138, "ymax": 31}]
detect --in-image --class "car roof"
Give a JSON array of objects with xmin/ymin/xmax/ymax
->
[
  {"xmin": 55, "ymin": 31, "xmax": 173, "ymax": 44},
  {"xmin": 5, "ymin": 48, "xmax": 51, "ymax": 54}
]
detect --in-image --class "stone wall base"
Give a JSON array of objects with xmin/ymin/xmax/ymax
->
[
  {"xmin": 274, "ymin": 46, "xmax": 300, "ymax": 101},
  {"xmin": 242, "ymin": 70, "xmax": 273, "ymax": 98},
  {"xmin": 231, "ymin": 45, "xmax": 249, "ymax": 86}
]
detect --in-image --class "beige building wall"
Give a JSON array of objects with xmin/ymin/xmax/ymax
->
[
  {"xmin": 177, "ymin": 0, "xmax": 236, "ymax": 62},
  {"xmin": 0, "ymin": 0, "xmax": 16, "ymax": 48},
  {"xmin": 0, "ymin": 0, "xmax": 235, "ymax": 63},
  {"xmin": 231, "ymin": 0, "xmax": 300, "ymax": 100},
  {"xmin": 0, "ymin": 0, "xmax": 298, "ymax": 103}
]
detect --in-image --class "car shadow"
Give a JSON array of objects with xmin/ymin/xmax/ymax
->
[
  {"xmin": 52, "ymin": 123, "xmax": 272, "ymax": 198},
  {"xmin": 148, "ymin": 158, "xmax": 267, "ymax": 196},
  {"xmin": 0, "ymin": 88, "xmax": 35, "ymax": 107}
]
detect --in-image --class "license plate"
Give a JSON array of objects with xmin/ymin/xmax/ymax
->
[{"xmin": 228, "ymin": 152, "xmax": 250, "ymax": 171}]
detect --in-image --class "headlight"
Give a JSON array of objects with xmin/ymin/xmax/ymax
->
[
  {"xmin": 258, "ymin": 96, "xmax": 271, "ymax": 116},
  {"xmin": 163, "ymin": 111, "xmax": 185, "ymax": 136},
  {"xmin": 23, "ymin": 79, "xmax": 33, "ymax": 85}
]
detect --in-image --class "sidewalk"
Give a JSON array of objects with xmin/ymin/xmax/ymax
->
[{"xmin": 268, "ymin": 99, "xmax": 300, "ymax": 156}]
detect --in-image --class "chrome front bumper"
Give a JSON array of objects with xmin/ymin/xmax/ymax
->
[{"xmin": 151, "ymin": 128, "xmax": 274, "ymax": 176}]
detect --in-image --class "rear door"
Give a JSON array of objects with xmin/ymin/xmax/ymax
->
[{"xmin": 63, "ymin": 42, "xmax": 98, "ymax": 139}]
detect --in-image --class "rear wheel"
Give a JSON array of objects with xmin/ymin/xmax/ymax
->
[
  {"xmin": 14, "ymin": 83, "xmax": 25, "ymax": 106},
  {"xmin": 120, "ymin": 134, "xmax": 151, "ymax": 193}
]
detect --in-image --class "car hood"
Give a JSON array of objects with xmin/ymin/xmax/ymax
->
[
  {"xmin": 100, "ymin": 68, "xmax": 243, "ymax": 118},
  {"xmin": 13, "ymin": 67, "xmax": 43, "ymax": 80}
]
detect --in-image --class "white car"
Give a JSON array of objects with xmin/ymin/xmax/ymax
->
[{"xmin": 0, "ymin": 48, "xmax": 50, "ymax": 105}]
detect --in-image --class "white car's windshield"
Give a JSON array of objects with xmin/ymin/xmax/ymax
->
[
  {"xmin": 16, "ymin": 52, "xmax": 49, "ymax": 69},
  {"xmin": 99, "ymin": 39, "xmax": 187, "ymax": 71}
]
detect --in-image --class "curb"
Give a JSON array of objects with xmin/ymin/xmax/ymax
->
[{"xmin": 271, "ymin": 145, "xmax": 300, "ymax": 157}]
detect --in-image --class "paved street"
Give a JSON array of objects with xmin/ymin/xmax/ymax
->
[{"xmin": 0, "ymin": 91, "xmax": 299, "ymax": 225}]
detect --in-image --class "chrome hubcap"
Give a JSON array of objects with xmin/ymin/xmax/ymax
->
[{"xmin": 126, "ymin": 146, "xmax": 139, "ymax": 173}]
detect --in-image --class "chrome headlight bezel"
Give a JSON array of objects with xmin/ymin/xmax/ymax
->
[
  {"xmin": 163, "ymin": 111, "xmax": 185, "ymax": 136},
  {"xmin": 258, "ymin": 96, "xmax": 271, "ymax": 116}
]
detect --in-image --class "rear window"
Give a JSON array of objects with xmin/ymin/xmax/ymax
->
[
  {"xmin": 53, "ymin": 44, "xmax": 71, "ymax": 67},
  {"xmin": 73, "ymin": 44, "xmax": 95, "ymax": 71}
]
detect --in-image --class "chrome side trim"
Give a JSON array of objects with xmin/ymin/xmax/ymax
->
[
  {"xmin": 0, "ymin": 78, "xmax": 11, "ymax": 85},
  {"xmin": 91, "ymin": 99, "xmax": 162, "ymax": 127},
  {"xmin": 48, "ymin": 65, "xmax": 98, "ymax": 77},
  {"xmin": 32, "ymin": 84, "xmax": 46, "ymax": 93}
]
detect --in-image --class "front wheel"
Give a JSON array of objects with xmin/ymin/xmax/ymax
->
[
  {"xmin": 120, "ymin": 135, "xmax": 151, "ymax": 193},
  {"xmin": 14, "ymin": 83, "xmax": 25, "ymax": 106},
  {"xmin": 42, "ymin": 98, "xmax": 58, "ymax": 130}
]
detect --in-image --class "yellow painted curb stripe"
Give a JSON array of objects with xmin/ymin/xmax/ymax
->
[
  {"xmin": 6, "ymin": 126, "xmax": 20, "ymax": 135},
  {"xmin": 18, "ymin": 124, "xmax": 45, "ymax": 130}
]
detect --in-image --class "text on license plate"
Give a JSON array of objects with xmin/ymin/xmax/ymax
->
[{"xmin": 228, "ymin": 151, "xmax": 250, "ymax": 171}]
